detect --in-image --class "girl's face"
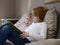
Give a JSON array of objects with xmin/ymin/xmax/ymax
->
[
  {"xmin": 32, "ymin": 16, "xmax": 40, "ymax": 23},
  {"xmin": 32, "ymin": 10, "xmax": 40, "ymax": 23}
]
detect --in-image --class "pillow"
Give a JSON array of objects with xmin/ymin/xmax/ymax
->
[
  {"xmin": 44, "ymin": 8, "xmax": 57, "ymax": 39},
  {"xmin": 26, "ymin": 39, "xmax": 60, "ymax": 45}
]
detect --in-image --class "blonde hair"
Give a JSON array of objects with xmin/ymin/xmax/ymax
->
[{"xmin": 32, "ymin": 7, "xmax": 48, "ymax": 22}]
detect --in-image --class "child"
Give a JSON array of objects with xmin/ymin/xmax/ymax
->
[{"xmin": 0, "ymin": 7, "xmax": 48, "ymax": 45}]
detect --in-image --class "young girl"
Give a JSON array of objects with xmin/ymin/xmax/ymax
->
[{"xmin": 0, "ymin": 7, "xmax": 48, "ymax": 45}]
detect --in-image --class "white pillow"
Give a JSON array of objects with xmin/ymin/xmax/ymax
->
[{"xmin": 44, "ymin": 8, "xmax": 57, "ymax": 38}]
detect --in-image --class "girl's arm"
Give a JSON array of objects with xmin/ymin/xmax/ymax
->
[{"xmin": 28, "ymin": 23, "xmax": 47, "ymax": 41}]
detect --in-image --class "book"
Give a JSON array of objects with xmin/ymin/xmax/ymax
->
[{"xmin": 3, "ymin": 22, "xmax": 23, "ymax": 35}]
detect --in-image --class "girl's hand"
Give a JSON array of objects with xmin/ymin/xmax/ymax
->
[{"xmin": 20, "ymin": 32, "xmax": 29, "ymax": 39}]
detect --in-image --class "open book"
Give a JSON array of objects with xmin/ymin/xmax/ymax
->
[{"xmin": 3, "ymin": 22, "xmax": 23, "ymax": 35}]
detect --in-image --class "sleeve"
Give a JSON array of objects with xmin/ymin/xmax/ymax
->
[
  {"xmin": 29, "ymin": 32, "xmax": 43, "ymax": 41},
  {"xmin": 40, "ymin": 23, "xmax": 47, "ymax": 39},
  {"xmin": 28, "ymin": 23, "xmax": 47, "ymax": 41}
]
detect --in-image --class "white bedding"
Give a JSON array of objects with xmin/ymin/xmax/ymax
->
[{"xmin": 26, "ymin": 39, "xmax": 60, "ymax": 45}]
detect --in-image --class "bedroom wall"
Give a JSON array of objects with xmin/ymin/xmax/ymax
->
[
  {"xmin": 29, "ymin": 0, "xmax": 44, "ymax": 10},
  {"xmin": 16, "ymin": 0, "xmax": 29, "ymax": 18},
  {"xmin": 0, "ymin": 0, "xmax": 16, "ymax": 19},
  {"xmin": 16, "ymin": 0, "xmax": 45, "ymax": 18}
]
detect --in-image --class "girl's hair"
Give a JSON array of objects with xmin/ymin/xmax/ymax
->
[{"xmin": 32, "ymin": 6, "xmax": 48, "ymax": 22}]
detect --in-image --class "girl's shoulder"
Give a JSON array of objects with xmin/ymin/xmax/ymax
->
[{"xmin": 38, "ymin": 22, "xmax": 47, "ymax": 26}]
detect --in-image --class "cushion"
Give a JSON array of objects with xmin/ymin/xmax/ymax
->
[
  {"xmin": 44, "ymin": 8, "xmax": 57, "ymax": 38},
  {"xmin": 26, "ymin": 39, "xmax": 60, "ymax": 45}
]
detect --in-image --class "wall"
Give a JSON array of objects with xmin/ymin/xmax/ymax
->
[
  {"xmin": 16, "ymin": 0, "xmax": 45, "ymax": 18},
  {"xmin": 29, "ymin": 0, "xmax": 44, "ymax": 10},
  {"xmin": 0, "ymin": 0, "xmax": 30, "ymax": 19},
  {"xmin": 16, "ymin": 0, "xmax": 21, "ymax": 18},
  {"xmin": 0, "ymin": 0, "xmax": 16, "ymax": 19},
  {"xmin": 16, "ymin": 0, "xmax": 29, "ymax": 18}
]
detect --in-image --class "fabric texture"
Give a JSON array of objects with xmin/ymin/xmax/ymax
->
[{"xmin": 44, "ymin": 8, "xmax": 57, "ymax": 38}]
